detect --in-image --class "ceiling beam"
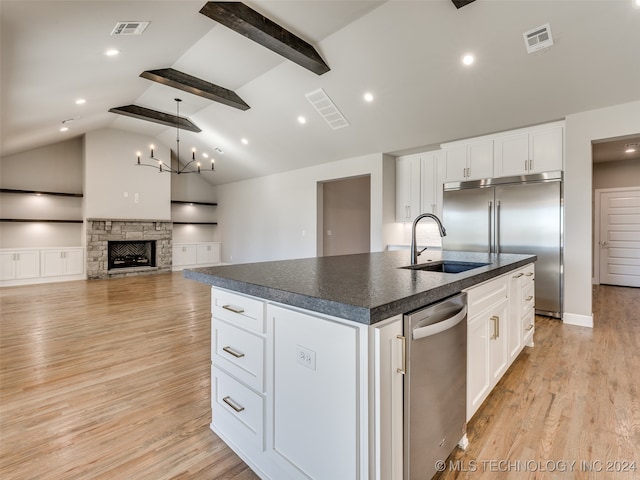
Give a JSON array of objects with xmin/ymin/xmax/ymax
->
[
  {"xmin": 451, "ymin": 0, "xmax": 476, "ymax": 8},
  {"xmin": 199, "ymin": 2, "xmax": 330, "ymax": 76},
  {"xmin": 140, "ymin": 68, "xmax": 250, "ymax": 111},
  {"xmin": 108, "ymin": 105, "xmax": 201, "ymax": 132}
]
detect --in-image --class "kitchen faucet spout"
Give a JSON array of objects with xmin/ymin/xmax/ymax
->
[{"xmin": 411, "ymin": 213, "xmax": 447, "ymax": 265}]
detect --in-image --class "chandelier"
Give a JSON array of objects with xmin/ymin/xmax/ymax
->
[{"xmin": 136, "ymin": 98, "xmax": 214, "ymax": 174}]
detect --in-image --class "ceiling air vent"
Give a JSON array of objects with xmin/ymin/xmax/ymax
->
[
  {"xmin": 523, "ymin": 23, "xmax": 553, "ymax": 53},
  {"xmin": 111, "ymin": 21, "xmax": 149, "ymax": 36},
  {"xmin": 305, "ymin": 88, "xmax": 350, "ymax": 130}
]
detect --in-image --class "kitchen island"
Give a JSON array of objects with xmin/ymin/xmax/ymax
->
[{"xmin": 185, "ymin": 250, "xmax": 536, "ymax": 480}]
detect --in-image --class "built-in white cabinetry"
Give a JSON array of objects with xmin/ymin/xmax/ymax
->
[
  {"xmin": 1, "ymin": 247, "xmax": 86, "ymax": 286},
  {"xmin": 493, "ymin": 123, "xmax": 564, "ymax": 177},
  {"xmin": 465, "ymin": 262, "xmax": 535, "ymax": 421},
  {"xmin": 41, "ymin": 248, "xmax": 84, "ymax": 277},
  {"xmin": 0, "ymin": 250, "xmax": 40, "ymax": 281},
  {"xmin": 396, "ymin": 151, "xmax": 442, "ymax": 222},
  {"xmin": 172, "ymin": 242, "xmax": 221, "ymax": 270},
  {"xmin": 441, "ymin": 139, "xmax": 493, "ymax": 182}
]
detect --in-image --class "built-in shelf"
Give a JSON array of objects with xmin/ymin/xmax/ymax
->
[
  {"xmin": 172, "ymin": 222, "xmax": 218, "ymax": 225},
  {"xmin": 0, "ymin": 188, "xmax": 83, "ymax": 198},
  {"xmin": 171, "ymin": 200, "xmax": 218, "ymax": 206},
  {"xmin": 0, "ymin": 219, "xmax": 84, "ymax": 223}
]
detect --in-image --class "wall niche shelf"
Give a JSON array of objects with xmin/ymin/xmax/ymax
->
[
  {"xmin": 0, "ymin": 188, "xmax": 83, "ymax": 198},
  {"xmin": 0, "ymin": 219, "xmax": 84, "ymax": 223},
  {"xmin": 171, "ymin": 200, "xmax": 218, "ymax": 206}
]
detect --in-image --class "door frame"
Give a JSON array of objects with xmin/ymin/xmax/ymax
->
[{"xmin": 593, "ymin": 186, "xmax": 640, "ymax": 285}]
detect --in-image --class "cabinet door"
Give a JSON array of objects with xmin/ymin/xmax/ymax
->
[
  {"xmin": 196, "ymin": 244, "xmax": 213, "ymax": 264},
  {"xmin": 372, "ymin": 317, "xmax": 403, "ymax": 480},
  {"xmin": 41, "ymin": 250, "xmax": 64, "ymax": 277},
  {"xmin": 396, "ymin": 155, "xmax": 421, "ymax": 222},
  {"xmin": 488, "ymin": 299, "xmax": 509, "ymax": 384},
  {"xmin": 270, "ymin": 304, "xmax": 359, "ymax": 479},
  {"xmin": 0, "ymin": 252, "xmax": 16, "ymax": 280},
  {"xmin": 493, "ymin": 132, "xmax": 529, "ymax": 177},
  {"xmin": 63, "ymin": 249, "xmax": 84, "ymax": 275},
  {"xmin": 508, "ymin": 270, "xmax": 524, "ymax": 363},
  {"xmin": 15, "ymin": 251, "xmax": 40, "ymax": 279},
  {"xmin": 467, "ymin": 140, "xmax": 493, "ymax": 180},
  {"xmin": 467, "ymin": 313, "xmax": 490, "ymax": 421},
  {"xmin": 443, "ymin": 146, "xmax": 468, "ymax": 182},
  {"xmin": 530, "ymin": 126, "xmax": 563, "ymax": 173},
  {"xmin": 173, "ymin": 244, "xmax": 197, "ymax": 266},
  {"xmin": 420, "ymin": 153, "xmax": 437, "ymax": 215}
]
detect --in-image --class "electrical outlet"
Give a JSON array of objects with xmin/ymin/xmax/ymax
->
[{"xmin": 296, "ymin": 345, "xmax": 316, "ymax": 370}]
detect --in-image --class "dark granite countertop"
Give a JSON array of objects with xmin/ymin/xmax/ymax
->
[{"xmin": 184, "ymin": 250, "xmax": 536, "ymax": 325}]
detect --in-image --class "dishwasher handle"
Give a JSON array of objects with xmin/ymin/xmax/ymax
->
[{"xmin": 412, "ymin": 305, "xmax": 467, "ymax": 340}]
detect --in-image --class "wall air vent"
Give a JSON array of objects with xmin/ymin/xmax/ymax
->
[
  {"xmin": 523, "ymin": 23, "xmax": 553, "ymax": 53},
  {"xmin": 305, "ymin": 88, "xmax": 349, "ymax": 130},
  {"xmin": 111, "ymin": 21, "xmax": 149, "ymax": 36}
]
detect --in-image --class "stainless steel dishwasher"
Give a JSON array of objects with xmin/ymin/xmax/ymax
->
[{"xmin": 402, "ymin": 292, "xmax": 467, "ymax": 480}]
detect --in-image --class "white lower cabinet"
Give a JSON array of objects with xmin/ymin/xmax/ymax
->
[
  {"xmin": 41, "ymin": 248, "xmax": 84, "ymax": 277},
  {"xmin": 465, "ymin": 262, "xmax": 536, "ymax": 421},
  {"xmin": 172, "ymin": 242, "xmax": 221, "ymax": 270},
  {"xmin": 1, "ymin": 250, "xmax": 40, "ymax": 281}
]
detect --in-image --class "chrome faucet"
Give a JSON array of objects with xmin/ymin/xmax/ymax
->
[{"xmin": 410, "ymin": 213, "xmax": 447, "ymax": 265}]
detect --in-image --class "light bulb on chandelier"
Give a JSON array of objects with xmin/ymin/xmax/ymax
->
[{"xmin": 135, "ymin": 98, "xmax": 215, "ymax": 174}]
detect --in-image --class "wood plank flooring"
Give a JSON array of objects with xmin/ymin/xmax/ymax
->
[{"xmin": 1, "ymin": 276, "xmax": 638, "ymax": 479}]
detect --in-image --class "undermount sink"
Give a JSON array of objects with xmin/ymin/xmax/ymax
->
[{"xmin": 400, "ymin": 260, "xmax": 489, "ymax": 274}]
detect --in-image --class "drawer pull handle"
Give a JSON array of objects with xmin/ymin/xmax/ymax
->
[
  {"xmin": 526, "ymin": 323, "xmax": 534, "ymax": 331},
  {"xmin": 222, "ymin": 346, "xmax": 245, "ymax": 358},
  {"xmin": 525, "ymin": 296, "xmax": 534, "ymax": 302},
  {"xmin": 396, "ymin": 335, "xmax": 406, "ymax": 375},
  {"xmin": 222, "ymin": 304, "xmax": 245, "ymax": 314},
  {"xmin": 222, "ymin": 396, "xmax": 245, "ymax": 413},
  {"xmin": 525, "ymin": 272, "xmax": 534, "ymax": 277},
  {"xmin": 513, "ymin": 273, "xmax": 524, "ymax": 278}
]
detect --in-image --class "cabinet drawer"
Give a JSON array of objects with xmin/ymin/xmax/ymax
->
[
  {"xmin": 466, "ymin": 275, "xmax": 509, "ymax": 319},
  {"xmin": 212, "ymin": 366, "xmax": 265, "ymax": 451},
  {"xmin": 213, "ymin": 319, "xmax": 265, "ymax": 392},
  {"xmin": 213, "ymin": 288, "xmax": 265, "ymax": 333},
  {"xmin": 521, "ymin": 281, "xmax": 535, "ymax": 317}
]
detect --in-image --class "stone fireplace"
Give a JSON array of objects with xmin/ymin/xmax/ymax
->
[{"xmin": 86, "ymin": 219, "xmax": 172, "ymax": 279}]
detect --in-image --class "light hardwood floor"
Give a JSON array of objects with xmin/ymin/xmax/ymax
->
[{"xmin": 1, "ymin": 275, "xmax": 638, "ymax": 479}]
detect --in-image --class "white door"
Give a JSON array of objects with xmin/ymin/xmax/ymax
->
[{"xmin": 598, "ymin": 187, "xmax": 640, "ymax": 287}]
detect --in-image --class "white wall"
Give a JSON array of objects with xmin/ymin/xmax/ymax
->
[
  {"xmin": 84, "ymin": 128, "xmax": 171, "ymax": 220},
  {"xmin": 217, "ymin": 153, "xmax": 402, "ymax": 264},
  {"xmin": 564, "ymin": 100, "xmax": 640, "ymax": 327},
  {"xmin": 593, "ymin": 159, "xmax": 640, "ymax": 190}
]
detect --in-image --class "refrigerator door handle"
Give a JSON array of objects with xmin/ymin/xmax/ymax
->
[
  {"xmin": 496, "ymin": 200, "xmax": 501, "ymax": 254},
  {"xmin": 488, "ymin": 201, "xmax": 493, "ymax": 254}
]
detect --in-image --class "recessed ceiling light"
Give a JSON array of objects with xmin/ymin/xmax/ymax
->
[
  {"xmin": 241, "ymin": 138, "xmax": 249, "ymax": 145},
  {"xmin": 60, "ymin": 127, "xmax": 69, "ymax": 132},
  {"xmin": 105, "ymin": 49, "xmax": 120, "ymax": 57},
  {"xmin": 462, "ymin": 54, "xmax": 475, "ymax": 66},
  {"xmin": 297, "ymin": 116, "xmax": 307, "ymax": 124},
  {"xmin": 75, "ymin": 98, "xmax": 86, "ymax": 105},
  {"xmin": 202, "ymin": 152, "xmax": 209, "ymax": 158},
  {"xmin": 364, "ymin": 92, "xmax": 374, "ymax": 103}
]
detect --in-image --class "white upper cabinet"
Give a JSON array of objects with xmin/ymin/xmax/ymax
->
[
  {"xmin": 493, "ymin": 123, "xmax": 564, "ymax": 177},
  {"xmin": 396, "ymin": 151, "xmax": 442, "ymax": 223},
  {"xmin": 442, "ymin": 139, "xmax": 493, "ymax": 182}
]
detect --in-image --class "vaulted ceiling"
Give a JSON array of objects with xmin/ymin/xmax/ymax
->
[{"xmin": 2, "ymin": 1, "xmax": 639, "ymax": 185}]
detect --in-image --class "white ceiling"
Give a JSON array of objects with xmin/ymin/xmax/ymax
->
[{"xmin": 2, "ymin": 0, "xmax": 639, "ymax": 185}]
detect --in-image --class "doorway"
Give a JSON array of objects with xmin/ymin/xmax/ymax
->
[
  {"xmin": 592, "ymin": 135, "xmax": 640, "ymax": 288},
  {"xmin": 317, "ymin": 175, "xmax": 371, "ymax": 257}
]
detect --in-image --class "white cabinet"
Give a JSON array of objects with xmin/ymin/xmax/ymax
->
[
  {"xmin": 41, "ymin": 248, "xmax": 84, "ymax": 277},
  {"xmin": 493, "ymin": 123, "xmax": 563, "ymax": 177},
  {"xmin": 442, "ymin": 139, "xmax": 493, "ymax": 182},
  {"xmin": 0, "ymin": 250, "xmax": 40, "ymax": 280},
  {"xmin": 396, "ymin": 154, "xmax": 422, "ymax": 222},
  {"xmin": 396, "ymin": 151, "xmax": 442, "ymax": 222},
  {"xmin": 173, "ymin": 242, "xmax": 221, "ymax": 270}
]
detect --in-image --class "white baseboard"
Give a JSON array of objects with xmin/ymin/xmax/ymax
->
[{"xmin": 563, "ymin": 312, "xmax": 593, "ymax": 328}]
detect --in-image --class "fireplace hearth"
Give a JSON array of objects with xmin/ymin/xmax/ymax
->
[{"xmin": 108, "ymin": 240, "xmax": 156, "ymax": 270}]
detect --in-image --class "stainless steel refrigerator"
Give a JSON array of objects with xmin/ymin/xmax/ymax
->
[{"xmin": 442, "ymin": 172, "xmax": 563, "ymax": 318}]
